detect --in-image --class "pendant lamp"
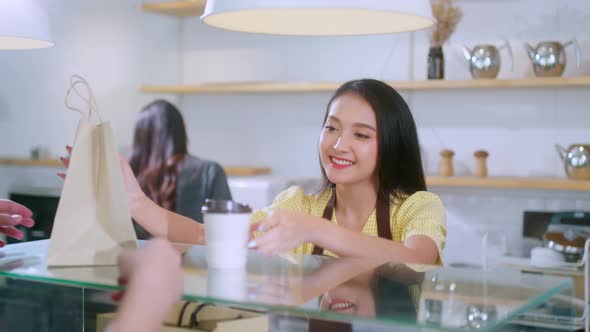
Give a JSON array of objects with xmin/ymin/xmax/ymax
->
[
  {"xmin": 0, "ymin": 0, "xmax": 53, "ymax": 49},
  {"xmin": 201, "ymin": 0, "xmax": 434, "ymax": 36}
]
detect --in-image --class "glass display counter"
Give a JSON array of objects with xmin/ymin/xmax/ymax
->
[{"xmin": 0, "ymin": 240, "xmax": 574, "ymax": 331}]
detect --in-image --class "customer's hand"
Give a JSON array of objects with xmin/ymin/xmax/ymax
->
[
  {"xmin": 58, "ymin": 145, "xmax": 146, "ymax": 212},
  {"xmin": 0, "ymin": 200, "xmax": 35, "ymax": 247},
  {"xmin": 111, "ymin": 238, "xmax": 183, "ymax": 331}
]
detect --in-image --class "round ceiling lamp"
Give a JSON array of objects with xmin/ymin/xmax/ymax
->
[
  {"xmin": 0, "ymin": 0, "xmax": 54, "ymax": 50},
  {"xmin": 201, "ymin": 0, "xmax": 434, "ymax": 36}
]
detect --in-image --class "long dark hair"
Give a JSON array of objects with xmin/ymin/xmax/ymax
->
[
  {"xmin": 129, "ymin": 99, "xmax": 188, "ymax": 211},
  {"xmin": 320, "ymin": 79, "xmax": 427, "ymax": 200}
]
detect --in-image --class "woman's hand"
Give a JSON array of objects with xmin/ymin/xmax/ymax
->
[
  {"xmin": 111, "ymin": 238, "xmax": 183, "ymax": 331},
  {"xmin": 117, "ymin": 154, "xmax": 148, "ymax": 214},
  {"xmin": 0, "ymin": 200, "xmax": 35, "ymax": 247},
  {"xmin": 56, "ymin": 145, "xmax": 72, "ymax": 180},
  {"xmin": 58, "ymin": 145, "xmax": 147, "ymax": 217},
  {"xmin": 248, "ymin": 210, "xmax": 320, "ymax": 255}
]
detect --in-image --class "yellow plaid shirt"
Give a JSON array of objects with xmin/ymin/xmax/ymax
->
[{"xmin": 252, "ymin": 186, "xmax": 446, "ymax": 263}]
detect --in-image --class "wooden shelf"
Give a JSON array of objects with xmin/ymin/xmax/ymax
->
[
  {"xmin": 142, "ymin": 76, "xmax": 590, "ymax": 94},
  {"xmin": 141, "ymin": 1, "xmax": 205, "ymax": 17},
  {"xmin": 0, "ymin": 158, "xmax": 62, "ymax": 167},
  {"xmin": 0, "ymin": 158, "xmax": 271, "ymax": 176},
  {"xmin": 426, "ymin": 176, "xmax": 590, "ymax": 191},
  {"xmin": 223, "ymin": 166, "xmax": 271, "ymax": 176}
]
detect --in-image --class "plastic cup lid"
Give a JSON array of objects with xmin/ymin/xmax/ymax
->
[{"xmin": 201, "ymin": 199, "xmax": 252, "ymax": 214}]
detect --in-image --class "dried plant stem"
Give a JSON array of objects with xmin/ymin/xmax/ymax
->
[{"xmin": 430, "ymin": 0, "xmax": 462, "ymax": 47}]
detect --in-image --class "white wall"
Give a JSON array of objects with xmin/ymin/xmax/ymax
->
[
  {"xmin": 0, "ymin": 0, "xmax": 589, "ymax": 265},
  {"xmin": 0, "ymin": 0, "xmax": 179, "ymax": 159}
]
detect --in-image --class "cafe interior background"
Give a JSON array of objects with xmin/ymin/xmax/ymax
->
[{"xmin": 0, "ymin": 0, "xmax": 588, "ymax": 269}]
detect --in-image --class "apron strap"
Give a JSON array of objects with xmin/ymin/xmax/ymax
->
[
  {"xmin": 312, "ymin": 189, "xmax": 391, "ymax": 256},
  {"xmin": 376, "ymin": 190, "xmax": 392, "ymax": 240},
  {"xmin": 312, "ymin": 190, "xmax": 336, "ymax": 255}
]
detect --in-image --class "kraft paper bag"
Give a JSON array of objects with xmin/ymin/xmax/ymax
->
[{"xmin": 47, "ymin": 75, "xmax": 138, "ymax": 267}]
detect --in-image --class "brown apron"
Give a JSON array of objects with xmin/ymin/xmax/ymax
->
[{"xmin": 311, "ymin": 189, "xmax": 391, "ymax": 256}]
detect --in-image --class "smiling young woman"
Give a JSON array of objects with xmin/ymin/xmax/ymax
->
[{"xmin": 248, "ymin": 79, "xmax": 446, "ymax": 265}]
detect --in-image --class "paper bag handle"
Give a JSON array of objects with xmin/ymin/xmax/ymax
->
[{"xmin": 65, "ymin": 75, "xmax": 103, "ymax": 123}]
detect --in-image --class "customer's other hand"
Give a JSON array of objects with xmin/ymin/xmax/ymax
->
[
  {"xmin": 110, "ymin": 238, "xmax": 183, "ymax": 331},
  {"xmin": 114, "ymin": 238, "xmax": 183, "ymax": 307},
  {"xmin": 0, "ymin": 200, "xmax": 35, "ymax": 247}
]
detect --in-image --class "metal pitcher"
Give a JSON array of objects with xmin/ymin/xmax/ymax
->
[
  {"xmin": 463, "ymin": 41, "xmax": 513, "ymax": 79},
  {"xmin": 555, "ymin": 144, "xmax": 590, "ymax": 180},
  {"xmin": 525, "ymin": 40, "xmax": 581, "ymax": 77}
]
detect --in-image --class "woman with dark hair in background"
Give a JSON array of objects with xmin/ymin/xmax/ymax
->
[{"xmin": 128, "ymin": 99, "xmax": 232, "ymax": 239}]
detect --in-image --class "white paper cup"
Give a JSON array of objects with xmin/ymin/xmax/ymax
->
[{"xmin": 202, "ymin": 200, "xmax": 252, "ymax": 269}]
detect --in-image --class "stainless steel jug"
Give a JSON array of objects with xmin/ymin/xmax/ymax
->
[
  {"xmin": 555, "ymin": 144, "xmax": 590, "ymax": 180},
  {"xmin": 463, "ymin": 41, "xmax": 513, "ymax": 79},
  {"xmin": 525, "ymin": 40, "xmax": 581, "ymax": 77}
]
